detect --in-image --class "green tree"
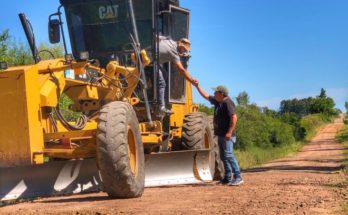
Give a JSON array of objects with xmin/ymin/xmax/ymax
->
[
  {"xmin": 37, "ymin": 43, "xmax": 64, "ymax": 60},
  {"xmin": 280, "ymin": 97, "xmax": 313, "ymax": 116},
  {"xmin": 0, "ymin": 29, "xmax": 64, "ymax": 66},
  {"xmin": 236, "ymin": 91, "xmax": 249, "ymax": 107},
  {"xmin": 236, "ymin": 104, "xmax": 295, "ymax": 150},
  {"xmin": 0, "ymin": 29, "xmax": 10, "ymax": 62},
  {"xmin": 345, "ymin": 101, "xmax": 348, "ymax": 113},
  {"xmin": 0, "ymin": 29, "xmax": 32, "ymax": 65},
  {"xmin": 309, "ymin": 97, "xmax": 335, "ymax": 115},
  {"xmin": 262, "ymin": 107, "xmax": 278, "ymax": 118},
  {"xmin": 198, "ymin": 103, "xmax": 214, "ymax": 115},
  {"xmin": 319, "ymin": 88, "xmax": 327, "ymax": 98},
  {"xmin": 309, "ymin": 88, "xmax": 337, "ymax": 116},
  {"xmin": 280, "ymin": 88, "xmax": 337, "ymax": 117},
  {"xmin": 6, "ymin": 40, "xmax": 32, "ymax": 66},
  {"xmin": 280, "ymin": 112, "xmax": 305, "ymax": 140},
  {"xmin": 6, "ymin": 42, "xmax": 64, "ymax": 66}
]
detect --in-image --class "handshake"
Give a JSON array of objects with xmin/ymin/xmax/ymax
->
[
  {"xmin": 190, "ymin": 78, "xmax": 199, "ymax": 87},
  {"xmin": 188, "ymin": 76, "xmax": 210, "ymax": 101}
]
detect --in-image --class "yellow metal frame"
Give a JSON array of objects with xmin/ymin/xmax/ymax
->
[
  {"xmin": 0, "ymin": 65, "xmax": 44, "ymax": 166},
  {"xmin": 0, "ymin": 55, "xmax": 196, "ymax": 166}
]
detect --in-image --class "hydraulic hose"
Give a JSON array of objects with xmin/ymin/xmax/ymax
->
[{"xmin": 54, "ymin": 106, "xmax": 88, "ymax": 131}]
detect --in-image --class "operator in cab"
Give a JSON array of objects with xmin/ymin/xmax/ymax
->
[{"xmin": 158, "ymin": 36, "xmax": 198, "ymax": 114}]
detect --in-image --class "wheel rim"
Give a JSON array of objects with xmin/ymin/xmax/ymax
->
[{"xmin": 127, "ymin": 126, "xmax": 137, "ymax": 176}]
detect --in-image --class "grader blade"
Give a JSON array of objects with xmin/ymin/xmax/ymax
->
[
  {"xmin": 0, "ymin": 159, "xmax": 102, "ymax": 201},
  {"xmin": 0, "ymin": 149, "xmax": 215, "ymax": 202},
  {"xmin": 144, "ymin": 149, "xmax": 215, "ymax": 187}
]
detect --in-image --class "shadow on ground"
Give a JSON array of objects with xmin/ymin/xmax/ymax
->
[
  {"xmin": 244, "ymin": 165, "xmax": 345, "ymax": 173},
  {"xmin": 39, "ymin": 195, "xmax": 111, "ymax": 204}
]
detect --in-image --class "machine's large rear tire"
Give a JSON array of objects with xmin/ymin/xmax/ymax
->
[
  {"xmin": 182, "ymin": 112, "xmax": 224, "ymax": 180},
  {"xmin": 182, "ymin": 112, "xmax": 212, "ymax": 150},
  {"xmin": 96, "ymin": 101, "xmax": 145, "ymax": 198},
  {"xmin": 209, "ymin": 116, "xmax": 224, "ymax": 180},
  {"xmin": 212, "ymin": 136, "xmax": 224, "ymax": 180}
]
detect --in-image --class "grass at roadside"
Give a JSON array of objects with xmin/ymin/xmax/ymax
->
[
  {"xmin": 335, "ymin": 119, "xmax": 348, "ymax": 213},
  {"xmin": 336, "ymin": 122, "xmax": 348, "ymax": 175},
  {"xmin": 236, "ymin": 121, "xmax": 327, "ymax": 169},
  {"xmin": 234, "ymin": 113, "xmax": 333, "ymax": 169},
  {"xmin": 236, "ymin": 143, "xmax": 302, "ymax": 169},
  {"xmin": 343, "ymin": 204, "xmax": 348, "ymax": 213},
  {"xmin": 301, "ymin": 114, "xmax": 332, "ymax": 142},
  {"xmin": 304, "ymin": 123, "xmax": 324, "ymax": 142}
]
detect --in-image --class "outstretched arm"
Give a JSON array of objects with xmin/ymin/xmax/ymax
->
[
  {"xmin": 195, "ymin": 83, "xmax": 210, "ymax": 101},
  {"xmin": 174, "ymin": 61, "xmax": 209, "ymax": 100},
  {"xmin": 175, "ymin": 61, "xmax": 198, "ymax": 85}
]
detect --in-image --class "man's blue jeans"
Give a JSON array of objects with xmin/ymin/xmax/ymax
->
[
  {"xmin": 218, "ymin": 136, "xmax": 241, "ymax": 181},
  {"xmin": 158, "ymin": 67, "xmax": 166, "ymax": 107}
]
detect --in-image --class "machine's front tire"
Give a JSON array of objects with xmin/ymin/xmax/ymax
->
[{"xmin": 96, "ymin": 101, "xmax": 145, "ymax": 198}]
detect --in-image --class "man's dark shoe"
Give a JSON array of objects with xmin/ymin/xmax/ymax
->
[
  {"xmin": 218, "ymin": 178, "xmax": 231, "ymax": 185},
  {"xmin": 160, "ymin": 106, "xmax": 174, "ymax": 115}
]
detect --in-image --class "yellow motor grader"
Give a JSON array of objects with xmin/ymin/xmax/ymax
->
[{"xmin": 0, "ymin": 0, "xmax": 223, "ymax": 200}]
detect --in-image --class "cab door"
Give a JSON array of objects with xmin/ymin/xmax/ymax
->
[{"xmin": 168, "ymin": 5, "xmax": 190, "ymax": 104}]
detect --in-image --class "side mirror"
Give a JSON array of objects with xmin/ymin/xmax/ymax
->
[{"xmin": 48, "ymin": 19, "xmax": 60, "ymax": 44}]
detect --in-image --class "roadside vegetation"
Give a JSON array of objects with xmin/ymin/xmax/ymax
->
[
  {"xmin": 0, "ymin": 29, "xmax": 78, "ymax": 121},
  {"xmin": 199, "ymin": 89, "xmax": 340, "ymax": 168},
  {"xmin": 0, "ymin": 29, "xmax": 64, "ymax": 66},
  {"xmin": 335, "ymin": 111, "xmax": 348, "ymax": 212},
  {"xmin": 338, "ymin": 104, "xmax": 348, "ymax": 171}
]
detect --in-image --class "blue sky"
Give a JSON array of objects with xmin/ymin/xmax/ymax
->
[{"xmin": 0, "ymin": 0, "xmax": 347, "ymax": 111}]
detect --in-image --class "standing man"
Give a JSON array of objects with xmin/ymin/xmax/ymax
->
[
  {"xmin": 158, "ymin": 36, "xmax": 198, "ymax": 114},
  {"xmin": 194, "ymin": 84, "xmax": 243, "ymax": 186}
]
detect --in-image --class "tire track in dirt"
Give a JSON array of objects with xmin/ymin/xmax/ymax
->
[{"xmin": 1, "ymin": 116, "xmax": 347, "ymax": 215}]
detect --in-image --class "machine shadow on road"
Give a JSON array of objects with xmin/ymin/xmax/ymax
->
[
  {"xmin": 267, "ymin": 158, "xmax": 345, "ymax": 164},
  {"xmin": 39, "ymin": 195, "xmax": 111, "ymax": 204},
  {"xmin": 300, "ymin": 148, "xmax": 348, "ymax": 152},
  {"xmin": 243, "ymin": 165, "xmax": 344, "ymax": 173},
  {"xmin": 36, "ymin": 183, "xmax": 219, "ymax": 204},
  {"xmin": 146, "ymin": 182, "xmax": 218, "ymax": 189}
]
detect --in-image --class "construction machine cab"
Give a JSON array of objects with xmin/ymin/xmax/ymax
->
[
  {"xmin": 58, "ymin": 0, "xmax": 153, "ymax": 65},
  {"xmin": 50, "ymin": 0, "xmax": 190, "ymax": 107}
]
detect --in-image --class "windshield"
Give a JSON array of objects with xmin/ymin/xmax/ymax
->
[{"xmin": 62, "ymin": 0, "xmax": 152, "ymax": 66}]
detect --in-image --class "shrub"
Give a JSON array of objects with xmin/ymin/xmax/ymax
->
[
  {"xmin": 198, "ymin": 103, "xmax": 214, "ymax": 115},
  {"xmin": 280, "ymin": 112, "xmax": 305, "ymax": 140},
  {"xmin": 58, "ymin": 94, "xmax": 82, "ymax": 121},
  {"xmin": 236, "ymin": 105, "xmax": 295, "ymax": 150},
  {"xmin": 300, "ymin": 114, "xmax": 330, "ymax": 139},
  {"xmin": 268, "ymin": 120, "xmax": 295, "ymax": 147}
]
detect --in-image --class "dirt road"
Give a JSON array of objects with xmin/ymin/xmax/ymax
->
[{"xmin": 1, "ymin": 117, "xmax": 347, "ymax": 215}]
